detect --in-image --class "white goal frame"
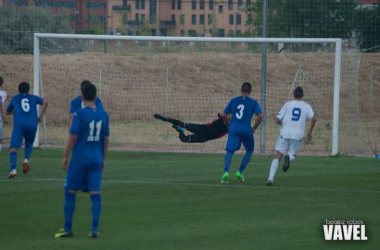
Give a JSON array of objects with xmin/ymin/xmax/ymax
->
[{"xmin": 33, "ymin": 33, "xmax": 342, "ymax": 155}]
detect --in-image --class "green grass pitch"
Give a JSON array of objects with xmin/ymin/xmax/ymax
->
[{"xmin": 0, "ymin": 149, "xmax": 379, "ymax": 250}]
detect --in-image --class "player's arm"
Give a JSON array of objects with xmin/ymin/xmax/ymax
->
[
  {"xmin": 274, "ymin": 117, "xmax": 282, "ymax": 126},
  {"xmin": 103, "ymin": 137, "xmax": 109, "ymax": 170},
  {"xmin": 6, "ymin": 98, "xmax": 14, "ymax": 115},
  {"xmin": 275, "ymin": 102, "xmax": 287, "ymax": 126},
  {"xmin": 307, "ymin": 116, "xmax": 317, "ymax": 141},
  {"xmin": 219, "ymin": 113, "xmax": 230, "ymax": 127},
  {"xmin": 252, "ymin": 113, "xmax": 263, "ymax": 134},
  {"xmin": 0, "ymin": 97, "xmax": 4, "ymax": 122},
  {"xmin": 62, "ymin": 135, "xmax": 77, "ymax": 171},
  {"xmin": 38, "ymin": 99, "xmax": 48, "ymax": 123}
]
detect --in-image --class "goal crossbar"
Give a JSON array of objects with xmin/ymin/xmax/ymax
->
[{"xmin": 33, "ymin": 33, "xmax": 342, "ymax": 155}]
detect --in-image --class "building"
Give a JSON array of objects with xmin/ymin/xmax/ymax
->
[{"xmin": 110, "ymin": 0, "xmax": 251, "ymax": 37}]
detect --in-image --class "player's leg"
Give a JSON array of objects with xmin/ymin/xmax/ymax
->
[
  {"xmin": 267, "ymin": 137, "xmax": 288, "ymax": 185},
  {"xmin": 154, "ymin": 114, "xmax": 185, "ymax": 127},
  {"xmin": 22, "ymin": 126, "xmax": 37, "ymax": 174},
  {"xmin": 222, "ymin": 132, "xmax": 241, "ymax": 184},
  {"xmin": 236, "ymin": 133, "xmax": 255, "ymax": 183},
  {"xmin": 183, "ymin": 123, "xmax": 205, "ymax": 133},
  {"xmin": 8, "ymin": 126, "xmax": 24, "ymax": 178},
  {"xmin": 87, "ymin": 163, "xmax": 103, "ymax": 238},
  {"xmin": 287, "ymin": 139, "xmax": 302, "ymax": 164},
  {"xmin": 178, "ymin": 130, "xmax": 209, "ymax": 143},
  {"xmin": 55, "ymin": 161, "xmax": 85, "ymax": 237}
]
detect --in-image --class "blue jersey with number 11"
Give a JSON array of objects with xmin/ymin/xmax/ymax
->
[
  {"xmin": 223, "ymin": 96, "xmax": 262, "ymax": 132},
  {"xmin": 70, "ymin": 107, "xmax": 110, "ymax": 164}
]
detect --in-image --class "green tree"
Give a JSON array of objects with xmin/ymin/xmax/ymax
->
[
  {"xmin": 0, "ymin": 6, "xmax": 73, "ymax": 53},
  {"xmin": 246, "ymin": 0, "xmax": 357, "ymax": 39},
  {"xmin": 356, "ymin": 3, "xmax": 380, "ymax": 52}
]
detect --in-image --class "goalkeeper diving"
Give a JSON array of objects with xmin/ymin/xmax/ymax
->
[{"xmin": 154, "ymin": 114, "xmax": 228, "ymax": 143}]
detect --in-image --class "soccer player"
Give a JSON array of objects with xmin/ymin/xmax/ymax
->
[
  {"xmin": 69, "ymin": 80, "xmax": 104, "ymax": 129},
  {"xmin": 219, "ymin": 82, "xmax": 263, "ymax": 184},
  {"xmin": 6, "ymin": 82, "xmax": 48, "ymax": 178},
  {"xmin": 55, "ymin": 82, "xmax": 109, "ymax": 238},
  {"xmin": 154, "ymin": 113, "xmax": 228, "ymax": 143},
  {"xmin": 266, "ymin": 87, "xmax": 317, "ymax": 185},
  {"xmin": 0, "ymin": 76, "xmax": 7, "ymax": 153}
]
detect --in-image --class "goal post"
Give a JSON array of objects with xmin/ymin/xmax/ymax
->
[{"xmin": 33, "ymin": 33, "xmax": 343, "ymax": 155}]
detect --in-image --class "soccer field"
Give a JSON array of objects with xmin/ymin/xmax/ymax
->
[{"xmin": 0, "ymin": 149, "xmax": 379, "ymax": 250}]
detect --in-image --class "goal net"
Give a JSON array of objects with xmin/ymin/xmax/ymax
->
[{"xmin": 32, "ymin": 34, "xmax": 371, "ymax": 156}]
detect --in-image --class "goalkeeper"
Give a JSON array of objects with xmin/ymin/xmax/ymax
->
[{"xmin": 154, "ymin": 114, "xmax": 228, "ymax": 143}]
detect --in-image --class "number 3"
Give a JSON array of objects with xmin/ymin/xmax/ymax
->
[
  {"xmin": 236, "ymin": 104, "xmax": 245, "ymax": 119},
  {"xmin": 21, "ymin": 98, "xmax": 30, "ymax": 112},
  {"xmin": 291, "ymin": 108, "xmax": 301, "ymax": 121}
]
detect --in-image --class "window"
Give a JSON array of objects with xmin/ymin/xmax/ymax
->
[
  {"xmin": 35, "ymin": 1, "xmax": 77, "ymax": 8},
  {"xmin": 188, "ymin": 30, "xmax": 197, "ymax": 37},
  {"xmin": 246, "ymin": 0, "xmax": 251, "ymax": 8},
  {"xmin": 219, "ymin": 5, "xmax": 223, "ymax": 13},
  {"xmin": 228, "ymin": 0, "xmax": 233, "ymax": 10},
  {"xmin": 86, "ymin": 2, "xmax": 106, "ymax": 8},
  {"xmin": 136, "ymin": 0, "xmax": 140, "ymax": 9},
  {"xmin": 171, "ymin": 0, "xmax": 175, "ymax": 10},
  {"xmin": 209, "ymin": 0, "xmax": 213, "ymax": 10},
  {"xmin": 141, "ymin": 0, "xmax": 145, "ymax": 9},
  {"xmin": 172, "ymin": 14, "xmax": 175, "ymax": 22},
  {"xmin": 247, "ymin": 13, "xmax": 253, "ymax": 24},
  {"xmin": 218, "ymin": 29, "xmax": 225, "ymax": 37},
  {"xmin": 200, "ymin": 14, "xmax": 204, "ymax": 25},
  {"xmin": 180, "ymin": 14, "xmax": 185, "ymax": 25},
  {"xmin": 177, "ymin": 0, "xmax": 182, "ymax": 10},
  {"xmin": 180, "ymin": 30, "xmax": 185, "ymax": 36},
  {"xmin": 236, "ymin": 30, "xmax": 241, "ymax": 36},
  {"xmin": 238, "ymin": 0, "xmax": 243, "ymax": 10},
  {"xmin": 200, "ymin": 0, "xmax": 204, "ymax": 10},
  {"xmin": 229, "ymin": 14, "xmax": 234, "ymax": 25},
  {"xmin": 209, "ymin": 29, "xmax": 213, "ymax": 36},
  {"xmin": 208, "ymin": 14, "xmax": 213, "ymax": 25},
  {"xmin": 123, "ymin": 0, "xmax": 127, "ymax": 6},
  {"xmin": 237, "ymin": 14, "xmax": 241, "ymax": 25},
  {"xmin": 192, "ymin": 14, "xmax": 196, "ymax": 25},
  {"xmin": 136, "ymin": 13, "xmax": 139, "ymax": 21},
  {"xmin": 141, "ymin": 14, "xmax": 146, "ymax": 23},
  {"xmin": 192, "ymin": 0, "xmax": 196, "ymax": 10}
]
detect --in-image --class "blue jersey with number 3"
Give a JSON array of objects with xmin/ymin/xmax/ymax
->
[
  {"xmin": 223, "ymin": 96, "xmax": 262, "ymax": 133},
  {"xmin": 70, "ymin": 107, "xmax": 110, "ymax": 164},
  {"xmin": 6, "ymin": 94, "xmax": 44, "ymax": 128}
]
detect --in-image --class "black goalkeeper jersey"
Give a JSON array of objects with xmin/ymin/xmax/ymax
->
[{"xmin": 204, "ymin": 118, "xmax": 228, "ymax": 140}]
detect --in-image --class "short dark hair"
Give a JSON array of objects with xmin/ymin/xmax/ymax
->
[
  {"xmin": 0, "ymin": 76, "xmax": 3, "ymax": 87},
  {"xmin": 294, "ymin": 87, "xmax": 304, "ymax": 99},
  {"xmin": 241, "ymin": 82, "xmax": 252, "ymax": 93},
  {"xmin": 81, "ymin": 80, "xmax": 92, "ymax": 91},
  {"xmin": 18, "ymin": 82, "xmax": 30, "ymax": 94},
  {"xmin": 81, "ymin": 82, "xmax": 97, "ymax": 101}
]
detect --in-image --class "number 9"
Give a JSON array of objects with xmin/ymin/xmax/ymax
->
[{"xmin": 291, "ymin": 108, "xmax": 301, "ymax": 121}]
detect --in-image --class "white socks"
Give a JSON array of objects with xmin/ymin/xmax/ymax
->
[{"xmin": 268, "ymin": 159, "xmax": 279, "ymax": 182}]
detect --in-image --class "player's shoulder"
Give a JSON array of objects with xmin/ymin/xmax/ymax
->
[{"xmin": 71, "ymin": 95, "xmax": 81, "ymax": 103}]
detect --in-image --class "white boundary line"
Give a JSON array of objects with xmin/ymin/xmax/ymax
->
[{"xmin": 1, "ymin": 177, "xmax": 380, "ymax": 194}]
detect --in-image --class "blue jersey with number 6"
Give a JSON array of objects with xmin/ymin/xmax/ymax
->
[
  {"xmin": 7, "ymin": 94, "xmax": 44, "ymax": 128},
  {"xmin": 223, "ymin": 96, "xmax": 262, "ymax": 133},
  {"xmin": 70, "ymin": 107, "xmax": 110, "ymax": 164}
]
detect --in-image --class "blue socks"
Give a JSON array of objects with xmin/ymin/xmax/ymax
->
[
  {"xmin": 239, "ymin": 151, "xmax": 253, "ymax": 173},
  {"xmin": 224, "ymin": 151, "xmax": 234, "ymax": 172},
  {"xmin": 63, "ymin": 191, "xmax": 76, "ymax": 232},
  {"xmin": 24, "ymin": 146, "xmax": 32, "ymax": 161},
  {"xmin": 90, "ymin": 194, "xmax": 102, "ymax": 233},
  {"xmin": 10, "ymin": 152, "xmax": 17, "ymax": 170}
]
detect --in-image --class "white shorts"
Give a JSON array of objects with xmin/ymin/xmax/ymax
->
[
  {"xmin": 275, "ymin": 136, "xmax": 302, "ymax": 157},
  {"xmin": 0, "ymin": 121, "xmax": 3, "ymax": 139}
]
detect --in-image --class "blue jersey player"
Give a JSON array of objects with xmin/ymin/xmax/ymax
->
[
  {"xmin": 69, "ymin": 80, "xmax": 104, "ymax": 129},
  {"xmin": 55, "ymin": 82, "xmax": 109, "ymax": 238},
  {"xmin": 219, "ymin": 82, "xmax": 263, "ymax": 184},
  {"xmin": 6, "ymin": 82, "xmax": 48, "ymax": 178}
]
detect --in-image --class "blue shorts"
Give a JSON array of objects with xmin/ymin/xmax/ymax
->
[
  {"xmin": 226, "ymin": 130, "xmax": 254, "ymax": 152},
  {"xmin": 64, "ymin": 161, "xmax": 103, "ymax": 192},
  {"xmin": 10, "ymin": 125, "xmax": 37, "ymax": 148}
]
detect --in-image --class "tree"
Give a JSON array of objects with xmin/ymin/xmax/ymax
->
[
  {"xmin": 356, "ymin": 3, "xmax": 380, "ymax": 52},
  {"xmin": 246, "ymin": 0, "xmax": 357, "ymax": 39},
  {"xmin": 0, "ymin": 6, "xmax": 73, "ymax": 53}
]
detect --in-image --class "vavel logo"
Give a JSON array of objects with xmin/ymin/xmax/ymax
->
[{"xmin": 323, "ymin": 220, "xmax": 368, "ymax": 241}]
